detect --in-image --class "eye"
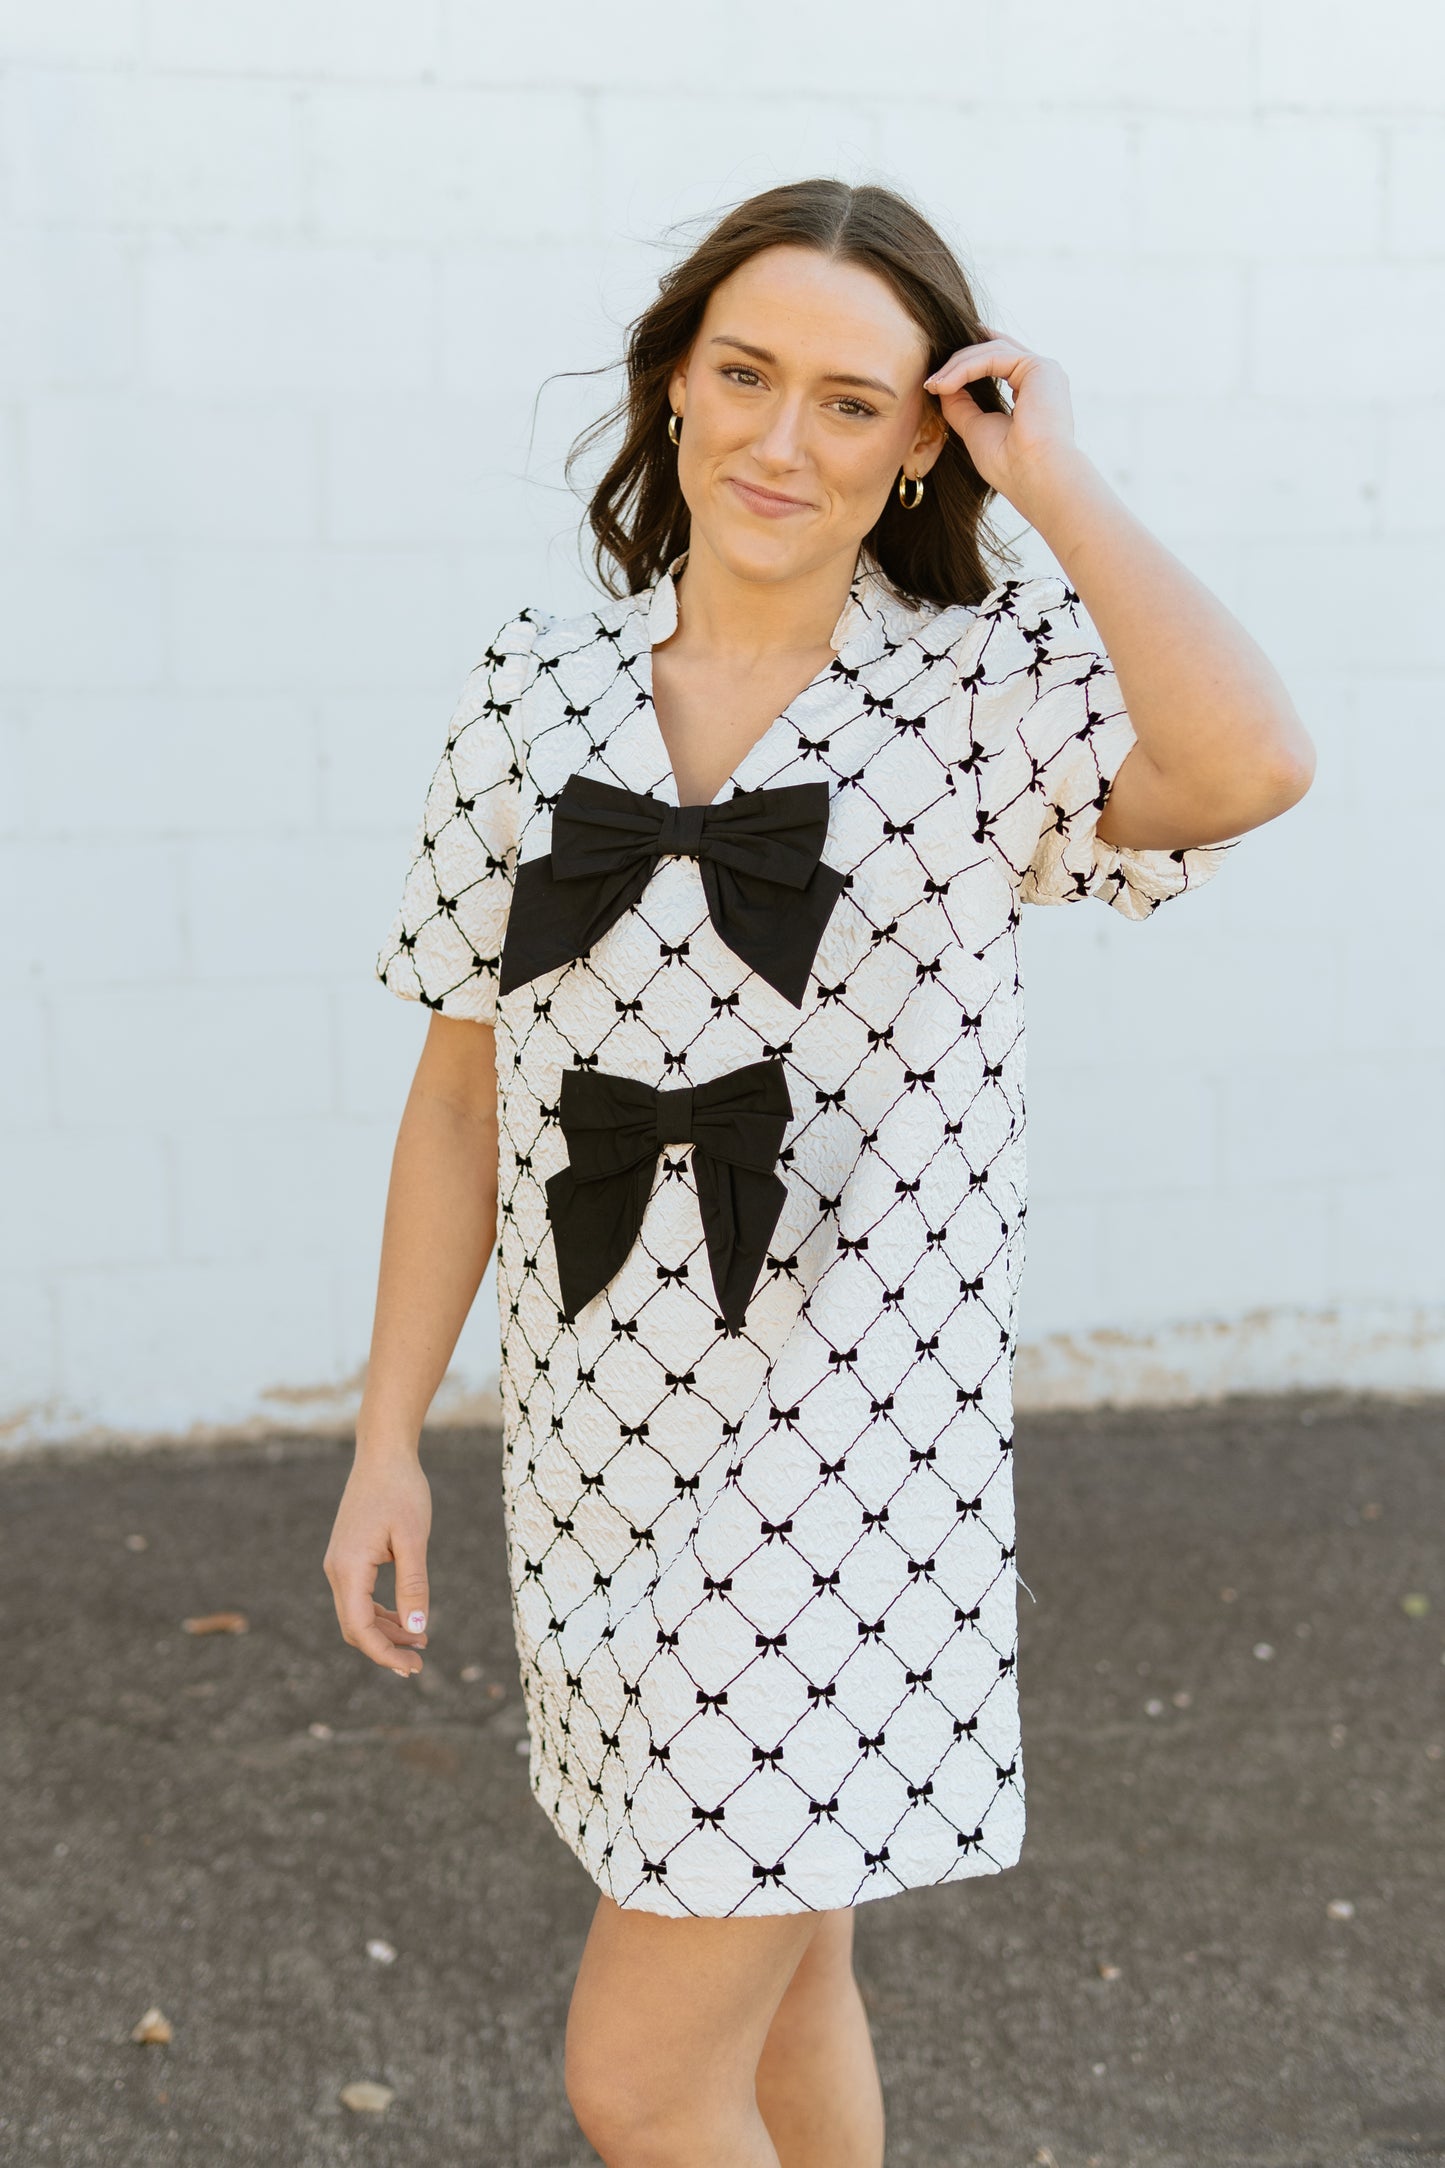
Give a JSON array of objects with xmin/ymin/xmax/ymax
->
[
  {"xmin": 831, "ymin": 396, "xmax": 879, "ymax": 419},
  {"xmin": 720, "ymin": 364, "xmax": 764, "ymax": 388}
]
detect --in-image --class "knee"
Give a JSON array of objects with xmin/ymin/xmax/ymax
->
[
  {"xmin": 566, "ymin": 2037, "xmax": 718, "ymax": 2167},
  {"xmin": 564, "ymin": 2038, "xmax": 654, "ymax": 2163}
]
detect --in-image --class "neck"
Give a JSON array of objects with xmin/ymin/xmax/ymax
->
[{"xmin": 668, "ymin": 531, "xmax": 860, "ymax": 662}]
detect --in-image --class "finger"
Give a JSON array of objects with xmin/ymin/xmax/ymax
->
[
  {"xmin": 925, "ymin": 341, "xmax": 1035, "ymax": 393},
  {"xmin": 933, "ymin": 330, "xmax": 1031, "ymax": 370},
  {"xmin": 925, "ymin": 360, "xmax": 1021, "ymax": 402},
  {"xmin": 333, "ymin": 1558, "xmax": 421, "ymax": 1678},
  {"xmin": 392, "ymin": 1532, "xmax": 431, "ymax": 1644},
  {"xmin": 372, "ymin": 1609, "xmax": 428, "ymax": 1647},
  {"xmin": 352, "ymin": 1617, "xmax": 423, "ymax": 1676}
]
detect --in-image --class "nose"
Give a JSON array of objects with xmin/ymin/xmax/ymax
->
[{"xmin": 749, "ymin": 393, "xmax": 810, "ymax": 475}]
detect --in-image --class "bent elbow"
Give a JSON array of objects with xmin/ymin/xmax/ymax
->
[
  {"xmin": 1267, "ymin": 737, "xmax": 1317, "ymax": 816},
  {"xmin": 1242, "ymin": 695, "xmax": 1316, "ymax": 821},
  {"xmin": 1201, "ymin": 733, "xmax": 1315, "ymax": 844}
]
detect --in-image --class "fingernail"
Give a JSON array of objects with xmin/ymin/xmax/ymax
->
[
  {"xmin": 406, "ymin": 1611, "xmax": 426, "ymax": 1634},
  {"xmin": 394, "ymin": 1666, "xmax": 413, "ymax": 1679}
]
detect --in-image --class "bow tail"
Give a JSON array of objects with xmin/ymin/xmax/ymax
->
[
  {"xmin": 692, "ymin": 1151, "xmax": 788, "ymax": 1333},
  {"xmin": 498, "ymin": 856, "xmax": 652, "ymax": 996},
  {"xmin": 545, "ymin": 1155, "xmax": 659, "ymax": 1320},
  {"xmin": 703, "ymin": 861, "xmax": 848, "ymax": 1007}
]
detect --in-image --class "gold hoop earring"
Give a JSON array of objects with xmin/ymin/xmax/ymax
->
[
  {"xmin": 667, "ymin": 411, "xmax": 682, "ymax": 446},
  {"xmin": 898, "ymin": 471, "xmax": 925, "ymax": 511}
]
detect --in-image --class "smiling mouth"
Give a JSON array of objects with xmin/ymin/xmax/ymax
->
[{"xmin": 725, "ymin": 477, "xmax": 813, "ymax": 517}]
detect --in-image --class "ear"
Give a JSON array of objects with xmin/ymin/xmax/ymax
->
[
  {"xmin": 908, "ymin": 401, "xmax": 948, "ymax": 479},
  {"xmin": 667, "ymin": 358, "xmax": 689, "ymax": 418}
]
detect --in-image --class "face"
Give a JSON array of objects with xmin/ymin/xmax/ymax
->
[{"xmin": 668, "ymin": 244, "xmax": 946, "ymax": 591}]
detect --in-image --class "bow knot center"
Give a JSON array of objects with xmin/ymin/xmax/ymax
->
[
  {"xmin": 656, "ymin": 803, "xmax": 707, "ymax": 858},
  {"xmin": 654, "ymin": 1084, "xmax": 695, "ymax": 1147}
]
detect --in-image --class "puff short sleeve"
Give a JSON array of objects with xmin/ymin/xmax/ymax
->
[
  {"xmin": 971, "ymin": 576, "xmax": 1236, "ymax": 920},
  {"xmin": 376, "ymin": 614, "xmax": 535, "ymax": 1023}
]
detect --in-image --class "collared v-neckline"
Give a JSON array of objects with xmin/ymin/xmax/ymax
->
[{"xmin": 634, "ymin": 552, "xmax": 883, "ymax": 809}]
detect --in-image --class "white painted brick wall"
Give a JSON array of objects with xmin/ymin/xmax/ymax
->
[{"xmin": 3, "ymin": 2, "xmax": 1443, "ymax": 1443}]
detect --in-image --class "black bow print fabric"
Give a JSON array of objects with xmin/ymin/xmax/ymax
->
[
  {"xmin": 377, "ymin": 574, "xmax": 1235, "ymax": 1918},
  {"xmin": 545, "ymin": 1059, "xmax": 793, "ymax": 1331},
  {"xmin": 498, "ymin": 775, "xmax": 846, "ymax": 1006}
]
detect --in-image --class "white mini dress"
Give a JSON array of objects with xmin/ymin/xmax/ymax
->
[{"xmin": 379, "ymin": 556, "xmax": 1230, "ymax": 1918}]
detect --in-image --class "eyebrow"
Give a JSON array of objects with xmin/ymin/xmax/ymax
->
[{"xmin": 708, "ymin": 335, "xmax": 898, "ymax": 399}]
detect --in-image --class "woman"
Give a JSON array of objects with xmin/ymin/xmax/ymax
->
[{"xmin": 326, "ymin": 180, "xmax": 1312, "ymax": 2166}]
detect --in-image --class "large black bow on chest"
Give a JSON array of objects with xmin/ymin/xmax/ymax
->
[
  {"xmin": 545, "ymin": 1060, "xmax": 793, "ymax": 1332},
  {"xmin": 498, "ymin": 775, "xmax": 846, "ymax": 1006}
]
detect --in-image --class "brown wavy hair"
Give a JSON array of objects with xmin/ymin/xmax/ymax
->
[{"xmin": 570, "ymin": 178, "xmax": 1011, "ymax": 611}]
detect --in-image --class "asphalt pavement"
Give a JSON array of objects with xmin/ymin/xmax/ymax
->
[{"xmin": 1, "ymin": 1390, "xmax": 1441, "ymax": 2167}]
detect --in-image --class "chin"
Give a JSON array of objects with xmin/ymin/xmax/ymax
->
[{"xmin": 690, "ymin": 507, "xmax": 839, "ymax": 590}]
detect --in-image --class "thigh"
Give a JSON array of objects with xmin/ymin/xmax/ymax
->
[
  {"xmin": 762, "ymin": 1908, "xmax": 857, "ymax": 2034},
  {"xmin": 566, "ymin": 1893, "xmax": 822, "ymax": 2118}
]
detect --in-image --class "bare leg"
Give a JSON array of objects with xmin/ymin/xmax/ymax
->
[
  {"xmin": 756, "ymin": 1910, "xmax": 885, "ymax": 2168},
  {"xmin": 565, "ymin": 1894, "xmax": 821, "ymax": 2167}
]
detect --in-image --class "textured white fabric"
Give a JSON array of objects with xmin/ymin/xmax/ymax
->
[{"xmin": 379, "ymin": 559, "xmax": 1232, "ymax": 1917}]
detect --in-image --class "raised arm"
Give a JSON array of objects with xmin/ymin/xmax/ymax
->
[
  {"xmin": 324, "ymin": 1012, "xmax": 499, "ymax": 1679},
  {"xmin": 925, "ymin": 336, "xmax": 1316, "ymax": 850}
]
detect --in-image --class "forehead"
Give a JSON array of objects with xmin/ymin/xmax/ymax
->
[{"xmin": 699, "ymin": 244, "xmax": 929, "ymax": 370}]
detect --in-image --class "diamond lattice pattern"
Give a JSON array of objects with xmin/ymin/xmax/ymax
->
[{"xmin": 378, "ymin": 566, "xmax": 1231, "ymax": 1917}]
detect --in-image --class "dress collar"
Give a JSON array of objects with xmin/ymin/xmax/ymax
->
[{"xmin": 641, "ymin": 552, "xmax": 897, "ymax": 670}]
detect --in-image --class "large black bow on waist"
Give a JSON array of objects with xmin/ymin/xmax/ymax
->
[
  {"xmin": 545, "ymin": 1059, "xmax": 793, "ymax": 1332},
  {"xmin": 498, "ymin": 775, "xmax": 846, "ymax": 1006}
]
